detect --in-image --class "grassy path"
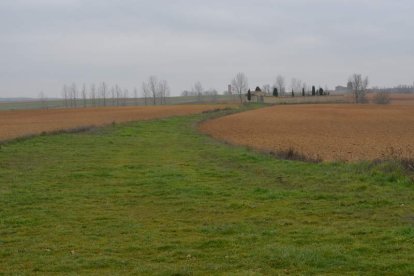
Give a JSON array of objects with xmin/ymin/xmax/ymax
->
[{"xmin": 0, "ymin": 110, "xmax": 413, "ymax": 274}]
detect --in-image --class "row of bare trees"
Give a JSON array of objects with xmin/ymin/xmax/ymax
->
[
  {"xmin": 59, "ymin": 77, "xmax": 170, "ymax": 108},
  {"xmin": 181, "ymin": 81, "xmax": 219, "ymax": 102},
  {"xmin": 62, "ymin": 82, "xmax": 133, "ymax": 108},
  {"xmin": 141, "ymin": 76, "xmax": 170, "ymax": 105}
]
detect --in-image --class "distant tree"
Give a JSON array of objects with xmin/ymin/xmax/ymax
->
[
  {"xmin": 158, "ymin": 79, "xmax": 170, "ymax": 104},
  {"xmin": 204, "ymin": 89, "xmax": 219, "ymax": 102},
  {"xmin": 312, "ymin": 86, "xmax": 316, "ymax": 96},
  {"xmin": 81, "ymin": 83, "xmax": 87, "ymax": 108},
  {"xmin": 39, "ymin": 91, "xmax": 48, "ymax": 109},
  {"xmin": 255, "ymin": 86, "xmax": 262, "ymax": 92},
  {"xmin": 275, "ymin": 75, "xmax": 285, "ymax": 96},
  {"xmin": 142, "ymin": 83, "xmax": 150, "ymax": 105},
  {"xmin": 142, "ymin": 76, "xmax": 170, "ymax": 105},
  {"xmin": 302, "ymin": 88, "xmax": 305, "ymax": 97},
  {"xmin": 132, "ymin": 87, "xmax": 138, "ymax": 106},
  {"xmin": 302, "ymin": 83, "xmax": 307, "ymax": 95},
  {"xmin": 181, "ymin": 90, "xmax": 190, "ymax": 97},
  {"xmin": 115, "ymin": 85, "xmax": 122, "ymax": 106},
  {"xmin": 291, "ymin": 89, "xmax": 294, "ymax": 97},
  {"xmin": 110, "ymin": 86, "xmax": 116, "ymax": 106},
  {"xmin": 90, "ymin": 84, "xmax": 96, "ymax": 107},
  {"xmin": 247, "ymin": 89, "xmax": 251, "ymax": 101},
  {"xmin": 273, "ymin": 87, "xmax": 278, "ymax": 97},
  {"xmin": 193, "ymin": 81, "xmax": 204, "ymax": 102},
  {"xmin": 147, "ymin": 76, "xmax": 159, "ymax": 105},
  {"xmin": 123, "ymin": 89, "xmax": 129, "ymax": 106},
  {"xmin": 262, "ymin": 84, "xmax": 271, "ymax": 95},
  {"xmin": 99, "ymin": 82, "xmax": 108, "ymax": 106},
  {"xmin": 291, "ymin": 78, "xmax": 302, "ymax": 94},
  {"xmin": 373, "ymin": 91, "xmax": 391, "ymax": 105},
  {"xmin": 62, "ymin": 84, "xmax": 69, "ymax": 108},
  {"xmin": 70, "ymin": 83, "xmax": 78, "ymax": 107},
  {"xmin": 319, "ymin": 88, "xmax": 324, "ymax": 96},
  {"xmin": 349, "ymin": 74, "xmax": 369, "ymax": 103},
  {"xmin": 231, "ymin": 72, "xmax": 249, "ymax": 104}
]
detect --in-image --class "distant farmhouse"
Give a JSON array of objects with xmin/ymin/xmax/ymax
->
[
  {"xmin": 335, "ymin": 81, "xmax": 353, "ymax": 93},
  {"xmin": 250, "ymin": 87, "xmax": 266, "ymax": 103}
]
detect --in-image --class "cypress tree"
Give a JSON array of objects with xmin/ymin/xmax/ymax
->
[
  {"xmin": 273, "ymin": 88, "xmax": 278, "ymax": 97},
  {"xmin": 291, "ymin": 89, "xmax": 294, "ymax": 97},
  {"xmin": 247, "ymin": 89, "xmax": 251, "ymax": 101},
  {"xmin": 312, "ymin": 86, "xmax": 316, "ymax": 96},
  {"xmin": 302, "ymin": 88, "xmax": 305, "ymax": 97},
  {"xmin": 319, "ymin": 88, "xmax": 324, "ymax": 96}
]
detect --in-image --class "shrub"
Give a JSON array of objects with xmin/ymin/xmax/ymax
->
[
  {"xmin": 373, "ymin": 91, "xmax": 391, "ymax": 105},
  {"xmin": 247, "ymin": 89, "xmax": 252, "ymax": 101}
]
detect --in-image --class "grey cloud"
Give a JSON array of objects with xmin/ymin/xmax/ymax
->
[{"xmin": 1, "ymin": 0, "xmax": 413, "ymax": 97}]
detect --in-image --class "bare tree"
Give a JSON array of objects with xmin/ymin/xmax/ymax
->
[
  {"xmin": 193, "ymin": 81, "xmax": 204, "ymax": 102},
  {"xmin": 81, "ymin": 83, "xmax": 87, "ymax": 108},
  {"xmin": 142, "ymin": 82, "xmax": 150, "ymax": 105},
  {"xmin": 90, "ymin": 84, "xmax": 96, "ymax": 107},
  {"xmin": 115, "ymin": 85, "xmax": 122, "ymax": 106},
  {"xmin": 231, "ymin": 72, "xmax": 249, "ymax": 103},
  {"xmin": 99, "ymin": 82, "xmax": 108, "ymax": 106},
  {"xmin": 349, "ymin": 74, "xmax": 369, "ymax": 103},
  {"xmin": 275, "ymin": 75, "xmax": 285, "ymax": 96},
  {"xmin": 158, "ymin": 80, "xmax": 170, "ymax": 105},
  {"xmin": 39, "ymin": 91, "xmax": 48, "ymax": 109},
  {"xmin": 262, "ymin": 84, "xmax": 271, "ymax": 95},
  {"xmin": 143, "ymin": 76, "xmax": 158, "ymax": 105},
  {"xmin": 70, "ymin": 83, "xmax": 78, "ymax": 107},
  {"xmin": 111, "ymin": 86, "xmax": 116, "ymax": 106},
  {"xmin": 133, "ymin": 87, "xmax": 139, "ymax": 106},
  {"xmin": 181, "ymin": 90, "xmax": 190, "ymax": 97},
  {"xmin": 205, "ymin": 88, "xmax": 218, "ymax": 102},
  {"xmin": 62, "ymin": 84, "xmax": 69, "ymax": 108},
  {"xmin": 123, "ymin": 89, "xmax": 129, "ymax": 106}
]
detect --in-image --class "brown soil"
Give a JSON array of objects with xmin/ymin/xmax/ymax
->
[
  {"xmin": 0, "ymin": 105, "xmax": 232, "ymax": 142},
  {"xmin": 200, "ymin": 104, "xmax": 414, "ymax": 161}
]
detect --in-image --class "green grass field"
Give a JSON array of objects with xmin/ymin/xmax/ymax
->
[{"xmin": 0, "ymin": 107, "xmax": 413, "ymax": 274}]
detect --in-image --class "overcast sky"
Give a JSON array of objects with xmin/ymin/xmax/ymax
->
[{"xmin": 1, "ymin": 0, "xmax": 413, "ymax": 97}]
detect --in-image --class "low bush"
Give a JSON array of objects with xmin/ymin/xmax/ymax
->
[{"xmin": 372, "ymin": 91, "xmax": 391, "ymax": 104}]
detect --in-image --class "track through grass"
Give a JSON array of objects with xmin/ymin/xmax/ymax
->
[{"xmin": 0, "ymin": 109, "xmax": 413, "ymax": 274}]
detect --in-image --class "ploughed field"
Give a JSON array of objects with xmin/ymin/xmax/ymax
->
[
  {"xmin": 0, "ymin": 105, "xmax": 230, "ymax": 142},
  {"xmin": 200, "ymin": 104, "xmax": 414, "ymax": 161}
]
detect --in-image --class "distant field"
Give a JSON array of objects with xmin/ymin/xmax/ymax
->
[
  {"xmin": 0, "ymin": 105, "xmax": 233, "ymax": 142},
  {"xmin": 200, "ymin": 104, "xmax": 414, "ymax": 161},
  {"xmin": 0, "ymin": 95, "xmax": 239, "ymax": 111}
]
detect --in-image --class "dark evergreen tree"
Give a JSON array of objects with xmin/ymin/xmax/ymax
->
[
  {"xmin": 247, "ymin": 89, "xmax": 251, "ymax": 101},
  {"xmin": 302, "ymin": 88, "xmax": 305, "ymax": 97},
  {"xmin": 291, "ymin": 89, "xmax": 294, "ymax": 97},
  {"xmin": 273, "ymin": 88, "xmax": 278, "ymax": 97},
  {"xmin": 319, "ymin": 88, "xmax": 324, "ymax": 96},
  {"xmin": 312, "ymin": 86, "xmax": 316, "ymax": 96},
  {"xmin": 255, "ymin": 86, "xmax": 261, "ymax": 92}
]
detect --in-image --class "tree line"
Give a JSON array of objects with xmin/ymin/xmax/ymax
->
[
  {"xmin": 180, "ymin": 81, "xmax": 219, "ymax": 102},
  {"xmin": 59, "ymin": 76, "xmax": 170, "ymax": 108},
  {"xmin": 230, "ymin": 73, "xmax": 331, "ymax": 103},
  {"xmin": 230, "ymin": 72, "xmax": 377, "ymax": 105}
]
